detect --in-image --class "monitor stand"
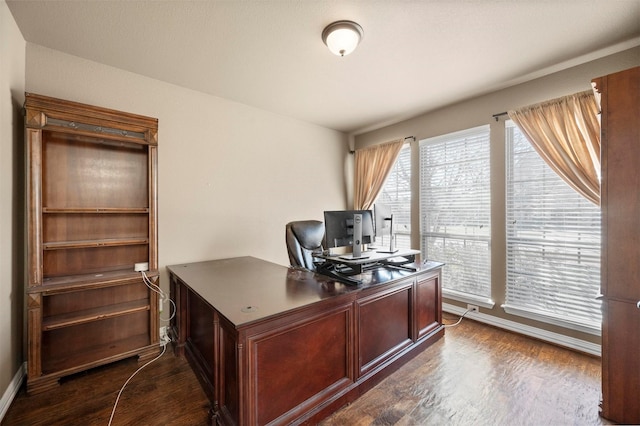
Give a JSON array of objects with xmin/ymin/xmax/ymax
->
[
  {"xmin": 377, "ymin": 214, "xmax": 399, "ymax": 254},
  {"xmin": 377, "ymin": 248, "xmax": 399, "ymax": 254},
  {"xmin": 352, "ymin": 213, "xmax": 363, "ymax": 258},
  {"xmin": 338, "ymin": 213, "xmax": 370, "ymax": 262}
]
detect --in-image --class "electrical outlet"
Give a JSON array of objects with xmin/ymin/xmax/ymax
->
[
  {"xmin": 159, "ymin": 326, "xmax": 169, "ymax": 345},
  {"xmin": 467, "ymin": 304, "xmax": 479, "ymax": 313},
  {"xmin": 134, "ymin": 262, "xmax": 149, "ymax": 272}
]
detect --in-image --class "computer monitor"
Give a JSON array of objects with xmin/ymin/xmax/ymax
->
[
  {"xmin": 374, "ymin": 203, "xmax": 392, "ymax": 237},
  {"xmin": 374, "ymin": 203, "xmax": 398, "ymax": 253},
  {"xmin": 323, "ymin": 210, "xmax": 374, "ymax": 258}
]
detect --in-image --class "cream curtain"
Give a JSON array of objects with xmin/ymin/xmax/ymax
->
[
  {"xmin": 354, "ymin": 139, "xmax": 404, "ymax": 210},
  {"xmin": 508, "ymin": 90, "xmax": 601, "ymax": 205}
]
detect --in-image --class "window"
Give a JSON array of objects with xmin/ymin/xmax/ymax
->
[
  {"xmin": 376, "ymin": 144, "xmax": 411, "ymax": 250},
  {"xmin": 419, "ymin": 126, "xmax": 492, "ymax": 304},
  {"xmin": 504, "ymin": 121, "xmax": 601, "ymax": 333}
]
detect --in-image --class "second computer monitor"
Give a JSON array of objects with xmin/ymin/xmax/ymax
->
[
  {"xmin": 374, "ymin": 203, "xmax": 398, "ymax": 253},
  {"xmin": 374, "ymin": 203, "xmax": 393, "ymax": 237}
]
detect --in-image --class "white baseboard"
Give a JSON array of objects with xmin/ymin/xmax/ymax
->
[
  {"xmin": 443, "ymin": 303, "xmax": 601, "ymax": 357},
  {"xmin": 0, "ymin": 362, "xmax": 26, "ymax": 422}
]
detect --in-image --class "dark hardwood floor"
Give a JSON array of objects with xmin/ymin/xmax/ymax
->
[
  {"xmin": 2, "ymin": 314, "xmax": 609, "ymax": 426},
  {"xmin": 322, "ymin": 314, "xmax": 609, "ymax": 426},
  {"xmin": 1, "ymin": 344, "xmax": 211, "ymax": 426}
]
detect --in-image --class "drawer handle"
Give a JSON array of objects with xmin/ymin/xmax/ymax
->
[{"xmin": 637, "ymin": 300, "xmax": 640, "ymax": 309}]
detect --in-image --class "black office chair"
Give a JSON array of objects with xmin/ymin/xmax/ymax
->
[{"xmin": 285, "ymin": 220, "xmax": 325, "ymax": 270}]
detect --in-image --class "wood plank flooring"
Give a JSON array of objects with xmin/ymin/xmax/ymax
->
[
  {"xmin": 321, "ymin": 314, "xmax": 610, "ymax": 426},
  {"xmin": 2, "ymin": 314, "xmax": 610, "ymax": 426},
  {"xmin": 2, "ymin": 345, "xmax": 211, "ymax": 426}
]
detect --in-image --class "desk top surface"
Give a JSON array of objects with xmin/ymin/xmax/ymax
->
[{"xmin": 167, "ymin": 256, "xmax": 443, "ymax": 328}]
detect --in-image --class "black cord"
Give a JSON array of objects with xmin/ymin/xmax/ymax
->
[{"xmin": 315, "ymin": 262, "xmax": 362, "ymax": 286}]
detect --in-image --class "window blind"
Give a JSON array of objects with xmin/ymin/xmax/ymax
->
[
  {"xmin": 377, "ymin": 144, "xmax": 411, "ymax": 250},
  {"xmin": 419, "ymin": 126, "xmax": 491, "ymax": 299},
  {"xmin": 505, "ymin": 121, "xmax": 601, "ymax": 333}
]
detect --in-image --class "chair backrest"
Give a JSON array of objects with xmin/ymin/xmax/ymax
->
[{"xmin": 285, "ymin": 220, "xmax": 324, "ymax": 270}]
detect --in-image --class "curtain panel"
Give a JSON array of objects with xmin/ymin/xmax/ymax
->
[
  {"xmin": 508, "ymin": 90, "xmax": 601, "ymax": 205},
  {"xmin": 354, "ymin": 139, "xmax": 404, "ymax": 210}
]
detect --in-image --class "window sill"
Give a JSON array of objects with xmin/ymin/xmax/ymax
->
[
  {"xmin": 442, "ymin": 288, "xmax": 495, "ymax": 309},
  {"xmin": 502, "ymin": 304, "xmax": 601, "ymax": 336}
]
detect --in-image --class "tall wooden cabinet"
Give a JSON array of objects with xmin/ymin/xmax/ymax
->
[
  {"xmin": 24, "ymin": 93, "xmax": 160, "ymax": 394},
  {"xmin": 593, "ymin": 66, "xmax": 640, "ymax": 424}
]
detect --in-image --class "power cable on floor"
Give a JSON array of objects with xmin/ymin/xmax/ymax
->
[
  {"xmin": 108, "ymin": 270, "xmax": 174, "ymax": 425},
  {"xmin": 443, "ymin": 308, "xmax": 472, "ymax": 328}
]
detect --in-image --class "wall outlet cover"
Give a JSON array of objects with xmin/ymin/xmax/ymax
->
[{"xmin": 134, "ymin": 262, "xmax": 149, "ymax": 272}]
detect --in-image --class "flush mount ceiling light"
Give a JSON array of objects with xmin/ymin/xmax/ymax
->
[{"xmin": 321, "ymin": 20, "xmax": 363, "ymax": 57}]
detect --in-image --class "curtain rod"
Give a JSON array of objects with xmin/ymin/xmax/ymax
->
[
  {"xmin": 349, "ymin": 136, "xmax": 415, "ymax": 154},
  {"xmin": 492, "ymin": 111, "xmax": 508, "ymax": 121}
]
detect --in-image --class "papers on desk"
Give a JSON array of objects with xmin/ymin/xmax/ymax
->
[
  {"xmin": 338, "ymin": 254, "xmax": 370, "ymax": 261},
  {"xmin": 386, "ymin": 256, "xmax": 409, "ymax": 264},
  {"xmin": 321, "ymin": 248, "xmax": 419, "ymax": 266}
]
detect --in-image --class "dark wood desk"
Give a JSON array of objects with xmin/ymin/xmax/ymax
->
[{"xmin": 168, "ymin": 256, "xmax": 444, "ymax": 425}]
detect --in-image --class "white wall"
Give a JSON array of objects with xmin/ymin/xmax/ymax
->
[
  {"xmin": 1, "ymin": 20, "xmax": 349, "ymax": 411},
  {"xmin": 0, "ymin": 0, "xmax": 26, "ymax": 415},
  {"xmin": 25, "ymin": 44, "xmax": 349, "ymax": 291},
  {"xmin": 354, "ymin": 46, "xmax": 640, "ymax": 346}
]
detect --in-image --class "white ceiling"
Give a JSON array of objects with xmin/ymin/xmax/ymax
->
[{"xmin": 7, "ymin": 0, "xmax": 640, "ymax": 134}]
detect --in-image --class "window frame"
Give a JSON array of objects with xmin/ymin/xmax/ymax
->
[
  {"xmin": 419, "ymin": 125, "xmax": 494, "ymax": 308},
  {"xmin": 503, "ymin": 120, "xmax": 601, "ymax": 335},
  {"xmin": 375, "ymin": 143, "xmax": 412, "ymax": 251}
]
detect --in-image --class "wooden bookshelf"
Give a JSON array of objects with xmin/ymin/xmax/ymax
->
[{"xmin": 25, "ymin": 93, "xmax": 160, "ymax": 394}]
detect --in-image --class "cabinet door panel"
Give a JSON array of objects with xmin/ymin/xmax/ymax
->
[
  {"xmin": 357, "ymin": 284, "xmax": 412, "ymax": 375},
  {"xmin": 602, "ymin": 299, "xmax": 640, "ymax": 424},
  {"xmin": 416, "ymin": 275, "xmax": 440, "ymax": 339}
]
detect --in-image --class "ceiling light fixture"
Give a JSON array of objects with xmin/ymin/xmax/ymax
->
[{"xmin": 321, "ymin": 20, "xmax": 363, "ymax": 57}]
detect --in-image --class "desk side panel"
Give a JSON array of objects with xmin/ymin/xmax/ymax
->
[
  {"xmin": 187, "ymin": 290, "xmax": 215, "ymax": 382},
  {"xmin": 218, "ymin": 317, "xmax": 240, "ymax": 424},
  {"xmin": 248, "ymin": 303, "xmax": 354, "ymax": 425},
  {"xmin": 168, "ymin": 273, "xmax": 185, "ymax": 356}
]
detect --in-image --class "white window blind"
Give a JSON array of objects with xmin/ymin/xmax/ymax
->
[
  {"xmin": 419, "ymin": 126, "xmax": 491, "ymax": 300},
  {"xmin": 505, "ymin": 120, "xmax": 601, "ymax": 333},
  {"xmin": 377, "ymin": 144, "xmax": 411, "ymax": 250}
]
